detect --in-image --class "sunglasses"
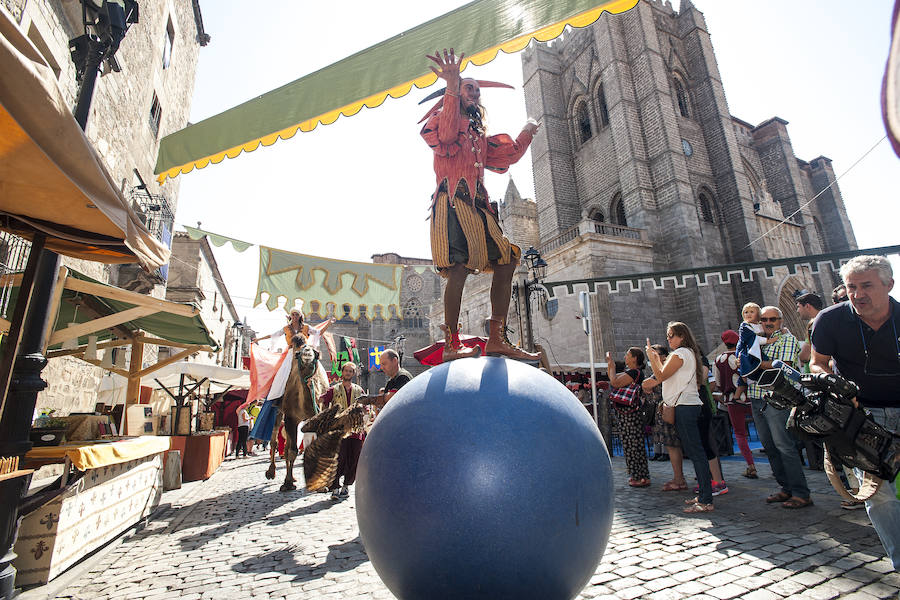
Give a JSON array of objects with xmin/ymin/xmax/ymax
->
[
  {"xmin": 760, "ymin": 317, "xmax": 780, "ymax": 322},
  {"xmin": 666, "ymin": 333, "xmax": 678, "ymax": 339}
]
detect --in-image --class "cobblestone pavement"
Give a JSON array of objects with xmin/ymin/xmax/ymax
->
[{"xmin": 22, "ymin": 453, "xmax": 900, "ymax": 600}]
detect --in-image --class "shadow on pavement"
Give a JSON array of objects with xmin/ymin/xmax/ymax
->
[{"xmin": 231, "ymin": 536, "xmax": 367, "ymax": 583}]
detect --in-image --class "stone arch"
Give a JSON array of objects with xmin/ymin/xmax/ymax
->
[
  {"xmin": 574, "ymin": 99, "xmax": 592, "ymax": 144},
  {"xmin": 672, "ymin": 71, "xmax": 691, "ymax": 118},
  {"xmin": 813, "ymin": 216, "xmax": 828, "ymax": 253},
  {"xmin": 588, "ymin": 206, "xmax": 605, "ymax": 223},
  {"xmin": 776, "ymin": 276, "xmax": 808, "ymax": 339},
  {"xmin": 609, "ymin": 193, "xmax": 627, "ymax": 227},
  {"xmin": 697, "ymin": 187, "xmax": 716, "ymax": 224}
]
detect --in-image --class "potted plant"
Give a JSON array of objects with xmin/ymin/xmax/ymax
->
[{"xmin": 30, "ymin": 409, "xmax": 69, "ymax": 446}]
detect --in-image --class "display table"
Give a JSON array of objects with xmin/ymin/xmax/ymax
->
[
  {"xmin": 167, "ymin": 430, "xmax": 228, "ymax": 482},
  {"xmin": 15, "ymin": 436, "xmax": 169, "ymax": 586}
]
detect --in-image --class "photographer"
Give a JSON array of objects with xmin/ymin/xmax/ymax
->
[{"xmin": 811, "ymin": 255, "xmax": 900, "ymax": 569}]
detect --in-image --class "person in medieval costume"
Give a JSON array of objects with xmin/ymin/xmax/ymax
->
[
  {"xmin": 420, "ymin": 48, "xmax": 541, "ymax": 362},
  {"xmin": 250, "ymin": 307, "xmax": 333, "ymax": 443}
]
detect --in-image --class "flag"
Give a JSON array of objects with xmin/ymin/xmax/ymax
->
[
  {"xmin": 248, "ymin": 343, "xmax": 289, "ymax": 403},
  {"xmin": 369, "ymin": 346, "xmax": 386, "ymax": 371}
]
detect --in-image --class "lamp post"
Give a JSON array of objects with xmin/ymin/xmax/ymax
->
[
  {"xmin": 515, "ymin": 247, "xmax": 547, "ymax": 352},
  {"xmin": 231, "ymin": 322, "xmax": 244, "ymax": 369},
  {"xmin": 0, "ymin": 3, "xmax": 137, "ymax": 597}
]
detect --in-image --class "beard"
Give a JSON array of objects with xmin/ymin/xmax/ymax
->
[{"xmin": 465, "ymin": 103, "xmax": 485, "ymax": 135}]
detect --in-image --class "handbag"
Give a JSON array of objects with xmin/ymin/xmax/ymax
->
[
  {"xmin": 662, "ymin": 403, "xmax": 676, "ymax": 425},
  {"xmin": 609, "ymin": 381, "xmax": 641, "ymax": 409}
]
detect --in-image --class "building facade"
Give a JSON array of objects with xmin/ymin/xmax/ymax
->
[
  {"xmin": 1, "ymin": 0, "xmax": 208, "ymax": 412},
  {"xmin": 435, "ymin": 0, "xmax": 856, "ymax": 365}
]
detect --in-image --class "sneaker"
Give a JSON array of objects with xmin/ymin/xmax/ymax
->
[
  {"xmin": 330, "ymin": 488, "xmax": 340, "ymax": 500},
  {"xmin": 694, "ymin": 481, "xmax": 728, "ymax": 496},
  {"xmin": 339, "ymin": 485, "xmax": 350, "ymax": 498},
  {"xmin": 840, "ymin": 499, "xmax": 866, "ymax": 510}
]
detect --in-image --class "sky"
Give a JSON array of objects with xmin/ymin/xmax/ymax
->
[{"xmin": 171, "ymin": 0, "xmax": 900, "ymax": 338}]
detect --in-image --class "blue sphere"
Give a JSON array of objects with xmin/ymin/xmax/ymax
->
[{"xmin": 356, "ymin": 357, "xmax": 614, "ymax": 600}]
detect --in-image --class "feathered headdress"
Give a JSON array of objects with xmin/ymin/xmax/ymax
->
[{"xmin": 418, "ymin": 80, "xmax": 514, "ymax": 123}]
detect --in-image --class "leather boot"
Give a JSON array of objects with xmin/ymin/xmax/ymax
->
[
  {"xmin": 484, "ymin": 317, "xmax": 542, "ymax": 362},
  {"xmin": 440, "ymin": 323, "xmax": 481, "ymax": 362}
]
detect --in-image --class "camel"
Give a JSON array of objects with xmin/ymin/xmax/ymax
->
[{"xmin": 264, "ymin": 337, "xmax": 326, "ymax": 491}]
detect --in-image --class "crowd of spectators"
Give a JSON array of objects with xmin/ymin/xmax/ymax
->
[{"xmin": 593, "ymin": 254, "xmax": 898, "ymax": 558}]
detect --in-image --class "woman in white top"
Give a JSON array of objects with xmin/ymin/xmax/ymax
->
[{"xmin": 646, "ymin": 321, "xmax": 714, "ymax": 513}]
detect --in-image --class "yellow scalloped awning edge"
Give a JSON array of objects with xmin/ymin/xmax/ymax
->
[{"xmin": 156, "ymin": 0, "xmax": 638, "ymax": 184}]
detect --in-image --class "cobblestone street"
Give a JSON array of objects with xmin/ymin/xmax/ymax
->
[{"xmin": 22, "ymin": 453, "xmax": 899, "ymax": 600}]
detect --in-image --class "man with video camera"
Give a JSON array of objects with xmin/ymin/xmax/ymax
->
[{"xmin": 811, "ymin": 255, "xmax": 900, "ymax": 569}]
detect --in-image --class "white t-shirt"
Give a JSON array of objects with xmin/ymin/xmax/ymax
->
[{"xmin": 662, "ymin": 347, "xmax": 702, "ymax": 406}]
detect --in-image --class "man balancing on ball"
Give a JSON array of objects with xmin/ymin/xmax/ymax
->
[{"xmin": 420, "ymin": 48, "xmax": 541, "ymax": 363}]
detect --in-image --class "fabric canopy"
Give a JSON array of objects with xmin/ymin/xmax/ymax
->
[
  {"xmin": 3, "ymin": 270, "xmax": 217, "ymax": 350},
  {"xmin": 0, "ymin": 9, "xmax": 169, "ymax": 268},
  {"xmin": 256, "ymin": 246, "xmax": 401, "ymax": 321},
  {"xmin": 99, "ymin": 361, "xmax": 250, "ymax": 400},
  {"xmin": 154, "ymin": 0, "xmax": 638, "ymax": 182}
]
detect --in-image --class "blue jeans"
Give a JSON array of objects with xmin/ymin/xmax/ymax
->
[
  {"xmin": 750, "ymin": 399, "xmax": 810, "ymax": 499},
  {"xmin": 675, "ymin": 405, "xmax": 713, "ymax": 504},
  {"xmin": 858, "ymin": 407, "xmax": 900, "ymax": 569}
]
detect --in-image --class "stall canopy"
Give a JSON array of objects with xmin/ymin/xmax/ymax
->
[
  {"xmin": 0, "ymin": 269, "xmax": 216, "ymax": 351},
  {"xmin": 154, "ymin": 0, "xmax": 638, "ymax": 183},
  {"xmin": 99, "ymin": 362, "xmax": 250, "ymax": 407},
  {"xmin": 0, "ymin": 8, "xmax": 168, "ymax": 269}
]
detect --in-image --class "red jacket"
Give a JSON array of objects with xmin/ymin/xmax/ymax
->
[{"xmin": 421, "ymin": 106, "xmax": 533, "ymax": 212}]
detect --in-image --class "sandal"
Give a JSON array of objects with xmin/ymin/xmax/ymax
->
[
  {"xmin": 662, "ymin": 480, "xmax": 688, "ymax": 492},
  {"xmin": 766, "ymin": 491, "xmax": 791, "ymax": 503},
  {"xmin": 683, "ymin": 502, "xmax": 714, "ymax": 514},
  {"xmin": 782, "ymin": 497, "xmax": 814, "ymax": 509},
  {"xmin": 743, "ymin": 466, "xmax": 758, "ymax": 479},
  {"xmin": 628, "ymin": 478, "xmax": 651, "ymax": 488}
]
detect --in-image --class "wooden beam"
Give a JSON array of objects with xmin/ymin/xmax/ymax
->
[
  {"xmin": 42, "ymin": 266, "xmax": 70, "ymax": 354},
  {"xmin": 133, "ymin": 335, "xmax": 208, "ymax": 351},
  {"xmin": 124, "ymin": 339, "xmax": 144, "ymax": 435},
  {"xmin": 0, "ymin": 273, "xmax": 23, "ymax": 288},
  {"xmin": 64, "ymin": 278, "xmax": 199, "ymax": 318},
  {"xmin": 48, "ymin": 305, "xmax": 157, "ymax": 346},
  {"xmin": 0, "ymin": 318, "xmax": 9, "ymax": 336},
  {"xmin": 135, "ymin": 346, "xmax": 201, "ymax": 379},
  {"xmin": 80, "ymin": 358, "xmax": 129, "ymax": 378},
  {"xmin": 47, "ymin": 338, "xmax": 131, "ymax": 359}
]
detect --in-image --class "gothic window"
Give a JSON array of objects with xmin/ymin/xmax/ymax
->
[
  {"xmin": 162, "ymin": 17, "xmax": 175, "ymax": 69},
  {"xmin": 813, "ymin": 217, "xmax": 828, "ymax": 252},
  {"xmin": 575, "ymin": 101, "xmax": 592, "ymax": 145},
  {"xmin": 610, "ymin": 194, "xmax": 627, "ymax": 227},
  {"xmin": 596, "ymin": 84, "xmax": 610, "ymax": 129},
  {"xmin": 673, "ymin": 76, "xmax": 690, "ymax": 118},
  {"xmin": 699, "ymin": 192, "xmax": 715, "ymax": 223},
  {"xmin": 403, "ymin": 299, "xmax": 424, "ymax": 329},
  {"xmin": 589, "ymin": 208, "xmax": 605, "ymax": 223}
]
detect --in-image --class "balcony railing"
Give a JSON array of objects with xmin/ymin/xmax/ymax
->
[
  {"xmin": 538, "ymin": 219, "xmax": 646, "ymax": 255},
  {"xmin": 129, "ymin": 188, "xmax": 174, "ymax": 242}
]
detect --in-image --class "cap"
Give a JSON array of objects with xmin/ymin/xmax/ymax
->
[{"xmin": 721, "ymin": 330, "xmax": 739, "ymax": 345}]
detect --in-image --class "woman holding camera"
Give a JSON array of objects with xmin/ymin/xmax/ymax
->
[
  {"xmin": 647, "ymin": 322, "xmax": 714, "ymax": 513},
  {"xmin": 607, "ymin": 347, "xmax": 650, "ymax": 488}
]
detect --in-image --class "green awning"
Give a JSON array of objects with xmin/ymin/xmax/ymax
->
[
  {"xmin": 2, "ymin": 270, "xmax": 217, "ymax": 350},
  {"xmin": 155, "ymin": 0, "xmax": 638, "ymax": 183}
]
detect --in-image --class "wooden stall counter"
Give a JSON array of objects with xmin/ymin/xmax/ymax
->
[
  {"xmin": 15, "ymin": 436, "xmax": 169, "ymax": 586},
  {"xmin": 167, "ymin": 429, "xmax": 228, "ymax": 482}
]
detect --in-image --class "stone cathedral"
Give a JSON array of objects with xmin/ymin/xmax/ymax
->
[{"xmin": 434, "ymin": 0, "xmax": 858, "ymax": 364}]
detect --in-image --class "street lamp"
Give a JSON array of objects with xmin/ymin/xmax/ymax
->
[
  {"xmin": 514, "ymin": 247, "xmax": 547, "ymax": 352},
  {"xmin": 231, "ymin": 321, "xmax": 244, "ymax": 369}
]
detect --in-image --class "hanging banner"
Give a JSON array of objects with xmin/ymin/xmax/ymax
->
[
  {"xmin": 184, "ymin": 225, "xmax": 252, "ymax": 252},
  {"xmin": 369, "ymin": 345, "xmax": 386, "ymax": 371},
  {"xmin": 255, "ymin": 246, "xmax": 401, "ymax": 321}
]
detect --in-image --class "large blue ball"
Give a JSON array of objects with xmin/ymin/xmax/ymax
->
[{"xmin": 356, "ymin": 357, "xmax": 614, "ymax": 600}]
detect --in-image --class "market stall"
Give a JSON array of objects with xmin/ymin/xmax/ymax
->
[
  {"xmin": 14, "ymin": 436, "xmax": 169, "ymax": 586},
  {"xmin": 98, "ymin": 362, "xmax": 250, "ymax": 481}
]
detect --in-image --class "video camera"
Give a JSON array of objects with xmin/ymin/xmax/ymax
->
[{"xmin": 757, "ymin": 363, "xmax": 900, "ymax": 481}]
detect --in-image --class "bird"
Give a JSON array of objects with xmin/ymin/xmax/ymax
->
[{"xmin": 300, "ymin": 402, "xmax": 366, "ymax": 491}]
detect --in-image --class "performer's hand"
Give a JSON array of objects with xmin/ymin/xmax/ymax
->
[
  {"xmin": 427, "ymin": 48, "xmax": 465, "ymax": 87},
  {"xmin": 523, "ymin": 118, "xmax": 541, "ymax": 136}
]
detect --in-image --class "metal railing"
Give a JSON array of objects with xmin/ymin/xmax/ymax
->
[
  {"xmin": 128, "ymin": 188, "xmax": 174, "ymax": 242},
  {"xmin": 0, "ymin": 232, "xmax": 32, "ymax": 319}
]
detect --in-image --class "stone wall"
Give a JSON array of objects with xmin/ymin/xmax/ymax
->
[{"xmin": 15, "ymin": 1, "xmax": 205, "ymax": 416}]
